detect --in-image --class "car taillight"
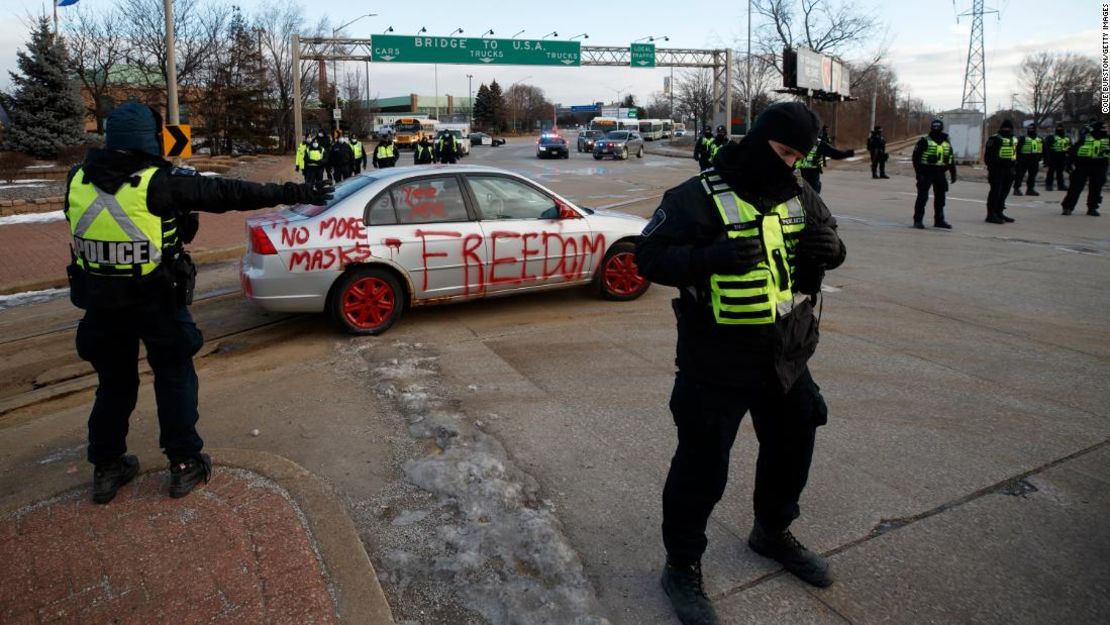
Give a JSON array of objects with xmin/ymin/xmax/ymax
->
[{"xmin": 249, "ymin": 224, "xmax": 277, "ymax": 255}]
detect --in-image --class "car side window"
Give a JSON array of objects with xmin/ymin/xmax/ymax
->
[
  {"xmin": 468, "ymin": 176, "xmax": 557, "ymax": 220},
  {"xmin": 367, "ymin": 190, "xmax": 398, "ymax": 225},
  {"xmin": 393, "ymin": 176, "xmax": 469, "ymax": 224}
]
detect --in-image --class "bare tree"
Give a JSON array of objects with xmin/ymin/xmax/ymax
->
[
  {"xmin": 64, "ymin": 4, "xmax": 127, "ymax": 134},
  {"xmin": 753, "ymin": 0, "xmax": 881, "ymax": 76},
  {"xmin": 675, "ymin": 69, "xmax": 715, "ymax": 132},
  {"xmin": 1019, "ymin": 52, "xmax": 1100, "ymax": 127},
  {"xmin": 254, "ymin": 0, "xmax": 317, "ymax": 150}
]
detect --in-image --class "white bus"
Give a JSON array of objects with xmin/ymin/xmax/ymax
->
[
  {"xmin": 638, "ymin": 119, "xmax": 664, "ymax": 140},
  {"xmin": 661, "ymin": 119, "xmax": 673, "ymax": 138},
  {"xmin": 589, "ymin": 117, "xmax": 621, "ymax": 134}
]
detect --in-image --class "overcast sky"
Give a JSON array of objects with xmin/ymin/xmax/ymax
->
[{"xmin": 0, "ymin": 0, "xmax": 1098, "ymax": 115}]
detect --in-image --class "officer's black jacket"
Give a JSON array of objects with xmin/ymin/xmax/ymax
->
[
  {"xmin": 1015, "ymin": 136, "xmax": 1042, "ymax": 162},
  {"xmin": 866, "ymin": 132, "xmax": 886, "ymax": 153},
  {"xmin": 984, "ymin": 134, "xmax": 1015, "ymax": 171},
  {"xmin": 635, "ymin": 166, "xmax": 845, "ymax": 387},
  {"xmin": 912, "ymin": 132, "xmax": 958, "ymax": 177}
]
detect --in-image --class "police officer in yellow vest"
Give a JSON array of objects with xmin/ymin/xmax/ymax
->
[
  {"xmin": 794, "ymin": 133, "xmax": 854, "ymax": 194},
  {"xmin": 984, "ymin": 119, "xmax": 1018, "ymax": 223},
  {"xmin": 413, "ymin": 135, "xmax": 434, "ymax": 165},
  {"xmin": 302, "ymin": 138, "xmax": 327, "ymax": 185},
  {"xmin": 1061, "ymin": 119, "xmax": 1109, "ymax": 216},
  {"xmin": 911, "ymin": 119, "xmax": 957, "ymax": 229},
  {"xmin": 350, "ymin": 135, "xmax": 366, "ymax": 174},
  {"xmin": 693, "ymin": 126, "xmax": 715, "ymax": 170},
  {"xmin": 1045, "ymin": 125, "xmax": 1071, "ymax": 192},
  {"xmin": 294, "ymin": 135, "xmax": 309, "ymax": 182},
  {"xmin": 1013, "ymin": 125, "xmax": 1043, "ymax": 196},
  {"xmin": 65, "ymin": 102, "xmax": 330, "ymax": 504},
  {"xmin": 373, "ymin": 135, "xmax": 398, "ymax": 168},
  {"xmin": 636, "ymin": 102, "xmax": 846, "ymax": 625}
]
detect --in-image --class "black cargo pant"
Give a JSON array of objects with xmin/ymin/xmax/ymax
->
[
  {"xmin": 1044, "ymin": 153, "xmax": 1067, "ymax": 190},
  {"xmin": 870, "ymin": 150, "xmax": 886, "ymax": 177},
  {"xmin": 662, "ymin": 368, "xmax": 827, "ymax": 566},
  {"xmin": 1014, "ymin": 156, "xmax": 1040, "ymax": 192},
  {"xmin": 987, "ymin": 167, "xmax": 1014, "ymax": 217},
  {"xmin": 76, "ymin": 302, "xmax": 204, "ymax": 465},
  {"xmin": 1062, "ymin": 161, "xmax": 1107, "ymax": 212},
  {"xmin": 913, "ymin": 168, "xmax": 949, "ymax": 224}
]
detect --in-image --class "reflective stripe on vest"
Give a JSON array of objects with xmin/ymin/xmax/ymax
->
[
  {"xmin": 1050, "ymin": 136, "xmax": 1071, "ymax": 152},
  {"xmin": 920, "ymin": 138, "xmax": 953, "ymax": 165},
  {"xmin": 1076, "ymin": 136, "xmax": 1110, "ymax": 158},
  {"xmin": 350, "ymin": 140, "xmax": 362, "ymax": 159},
  {"xmin": 66, "ymin": 167, "xmax": 166, "ymax": 278},
  {"xmin": 996, "ymin": 136, "xmax": 1017, "ymax": 160},
  {"xmin": 376, "ymin": 144, "xmax": 395, "ymax": 159},
  {"xmin": 795, "ymin": 144, "xmax": 819, "ymax": 169},
  {"xmin": 702, "ymin": 170, "xmax": 806, "ymax": 325},
  {"xmin": 305, "ymin": 148, "xmax": 324, "ymax": 165},
  {"xmin": 1020, "ymin": 137, "xmax": 1043, "ymax": 154},
  {"xmin": 416, "ymin": 145, "xmax": 430, "ymax": 160}
]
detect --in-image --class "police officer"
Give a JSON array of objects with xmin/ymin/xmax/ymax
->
[
  {"xmin": 636, "ymin": 102, "xmax": 846, "ymax": 625},
  {"xmin": 794, "ymin": 132, "xmax": 854, "ymax": 194},
  {"xmin": 294, "ymin": 134, "xmax": 309, "ymax": 182},
  {"xmin": 436, "ymin": 130, "xmax": 459, "ymax": 164},
  {"xmin": 66, "ymin": 102, "xmax": 330, "ymax": 504},
  {"xmin": 867, "ymin": 126, "xmax": 889, "ymax": 179},
  {"xmin": 328, "ymin": 136, "xmax": 354, "ymax": 182},
  {"xmin": 349, "ymin": 134, "xmax": 366, "ymax": 175},
  {"xmin": 1044, "ymin": 125, "xmax": 1071, "ymax": 192},
  {"xmin": 694, "ymin": 126, "xmax": 714, "ymax": 170},
  {"xmin": 1013, "ymin": 125, "xmax": 1043, "ymax": 196},
  {"xmin": 984, "ymin": 119, "xmax": 1018, "ymax": 223},
  {"xmin": 302, "ymin": 138, "xmax": 327, "ymax": 185},
  {"xmin": 910, "ymin": 119, "xmax": 957, "ymax": 229},
  {"xmin": 707, "ymin": 125, "xmax": 730, "ymax": 164},
  {"xmin": 413, "ymin": 135, "xmax": 434, "ymax": 165},
  {"xmin": 373, "ymin": 134, "xmax": 398, "ymax": 168},
  {"xmin": 1061, "ymin": 120, "xmax": 1109, "ymax": 216}
]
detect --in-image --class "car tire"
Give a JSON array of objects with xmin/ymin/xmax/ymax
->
[
  {"xmin": 330, "ymin": 266, "xmax": 403, "ymax": 335},
  {"xmin": 562, "ymin": 152, "xmax": 569, "ymax": 159},
  {"xmin": 594, "ymin": 153, "xmax": 603, "ymax": 160},
  {"xmin": 637, "ymin": 146, "xmax": 644, "ymax": 158},
  {"xmin": 620, "ymin": 147, "xmax": 628, "ymax": 160},
  {"xmin": 592, "ymin": 241, "xmax": 650, "ymax": 301}
]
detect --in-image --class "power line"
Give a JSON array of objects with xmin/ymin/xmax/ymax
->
[{"xmin": 955, "ymin": 0, "xmax": 999, "ymax": 113}]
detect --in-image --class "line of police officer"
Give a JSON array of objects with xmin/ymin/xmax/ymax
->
[{"xmin": 295, "ymin": 130, "xmax": 367, "ymax": 183}]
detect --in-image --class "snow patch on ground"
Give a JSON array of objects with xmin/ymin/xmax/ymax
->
[
  {"xmin": 0, "ymin": 210, "xmax": 65, "ymax": 226},
  {"xmin": 336, "ymin": 339, "xmax": 609, "ymax": 625},
  {"xmin": 0, "ymin": 287, "xmax": 68, "ymax": 312},
  {"xmin": 0, "ymin": 179, "xmax": 52, "ymax": 188}
]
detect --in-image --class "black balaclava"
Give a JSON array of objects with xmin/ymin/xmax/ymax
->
[
  {"xmin": 928, "ymin": 119, "xmax": 945, "ymax": 141},
  {"xmin": 1090, "ymin": 120, "xmax": 1106, "ymax": 138},
  {"xmin": 1027, "ymin": 126, "xmax": 1037, "ymax": 137},
  {"xmin": 1056, "ymin": 126, "xmax": 1065, "ymax": 137},
  {"xmin": 999, "ymin": 119, "xmax": 1014, "ymax": 138},
  {"xmin": 715, "ymin": 101, "xmax": 820, "ymax": 201}
]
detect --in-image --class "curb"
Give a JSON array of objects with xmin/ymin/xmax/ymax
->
[
  {"xmin": 0, "ymin": 448, "xmax": 395, "ymax": 625},
  {"xmin": 0, "ymin": 244, "xmax": 247, "ymax": 296}
]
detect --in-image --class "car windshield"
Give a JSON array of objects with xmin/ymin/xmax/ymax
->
[
  {"xmin": 394, "ymin": 122, "xmax": 422, "ymax": 133},
  {"xmin": 607, "ymin": 131, "xmax": 629, "ymax": 140},
  {"xmin": 585, "ymin": 130, "xmax": 605, "ymax": 138},
  {"xmin": 290, "ymin": 174, "xmax": 378, "ymax": 216},
  {"xmin": 540, "ymin": 136, "xmax": 565, "ymax": 144}
]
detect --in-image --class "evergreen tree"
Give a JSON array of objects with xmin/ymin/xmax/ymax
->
[
  {"xmin": 488, "ymin": 80, "xmax": 506, "ymax": 133},
  {"xmin": 0, "ymin": 16, "xmax": 87, "ymax": 158},
  {"xmin": 473, "ymin": 83, "xmax": 492, "ymax": 129},
  {"xmin": 195, "ymin": 8, "xmax": 272, "ymax": 154}
]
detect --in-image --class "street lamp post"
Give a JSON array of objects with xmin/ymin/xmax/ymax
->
[
  {"xmin": 481, "ymin": 29, "xmax": 494, "ymax": 37},
  {"xmin": 511, "ymin": 30, "xmax": 525, "ymax": 38},
  {"xmin": 432, "ymin": 28, "xmax": 464, "ymax": 120},
  {"xmin": 541, "ymin": 32, "xmax": 558, "ymax": 39},
  {"xmin": 569, "ymin": 33, "xmax": 589, "ymax": 40},
  {"xmin": 467, "ymin": 74, "xmax": 474, "ymax": 126},
  {"xmin": 332, "ymin": 13, "xmax": 376, "ymax": 134}
]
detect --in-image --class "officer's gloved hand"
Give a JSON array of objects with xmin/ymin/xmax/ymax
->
[
  {"xmin": 796, "ymin": 225, "xmax": 842, "ymax": 266},
  {"xmin": 845, "ymin": 149, "xmax": 855, "ymax": 158},
  {"xmin": 949, "ymin": 170, "xmax": 958, "ymax": 184},
  {"xmin": 698, "ymin": 237, "xmax": 765, "ymax": 275}
]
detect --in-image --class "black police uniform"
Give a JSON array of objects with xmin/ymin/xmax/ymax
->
[
  {"xmin": 694, "ymin": 131, "xmax": 715, "ymax": 170},
  {"xmin": 984, "ymin": 122, "xmax": 1018, "ymax": 223},
  {"xmin": 867, "ymin": 128, "xmax": 888, "ymax": 178},
  {"xmin": 636, "ymin": 106, "xmax": 846, "ymax": 570},
  {"xmin": 1044, "ymin": 130, "xmax": 1070, "ymax": 191},
  {"xmin": 1061, "ymin": 124, "xmax": 1109, "ymax": 216},
  {"xmin": 1013, "ymin": 131, "xmax": 1043, "ymax": 195},
  {"xmin": 911, "ymin": 125, "xmax": 957, "ymax": 228}
]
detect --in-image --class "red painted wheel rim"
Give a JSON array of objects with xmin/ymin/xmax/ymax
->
[
  {"xmin": 342, "ymin": 277, "xmax": 395, "ymax": 329},
  {"xmin": 602, "ymin": 252, "xmax": 645, "ymax": 296}
]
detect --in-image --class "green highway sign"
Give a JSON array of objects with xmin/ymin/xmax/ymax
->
[
  {"xmin": 371, "ymin": 34, "xmax": 580, "ymax": 66},
  {"xmin": 630, "ymin": 43, "xmax": 655, "ymax": 68}
]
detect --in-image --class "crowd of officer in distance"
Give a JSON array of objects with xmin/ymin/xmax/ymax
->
[{"xmin": 294, "ymin": 126, "xmax": 465, "ymax": 185}]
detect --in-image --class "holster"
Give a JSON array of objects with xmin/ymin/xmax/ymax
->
[
  {"xmin": 169, "ymin": 251, "xmax": 197, "ymax": 306},
  {"xmin": 66, "ymin": 262, "xmax": 88, "ymax": 309}
]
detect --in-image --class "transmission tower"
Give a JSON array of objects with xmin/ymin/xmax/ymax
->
[{"xmin": 956, "ymin": 0, "xmax": 998, "ymax": 112}]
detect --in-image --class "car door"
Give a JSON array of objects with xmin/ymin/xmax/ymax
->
[
  {"xmin": 363, "ymin": 174, "xmax": 488, "ymax": 300},
  {"xmin": 463, "ymin": 174, "xmax": 600, "ymax": 294}
]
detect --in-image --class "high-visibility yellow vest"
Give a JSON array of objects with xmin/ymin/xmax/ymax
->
[
  {"xmin": 350, "ymin": 140, "xmax": 363, "ymax": 159},
  {"xmin": 1049, "ymin": 135, "xmax": 1071, "ymax": 153},
  {"xmin": 415, "ymin": 144, "xmax": 431, "ymax": 161},
  {"xmin": 795, "ymin": 144, "xmax": 820, "ymax": 169},
  {"xmin": 66, "ymin": 167, "xmax": 172, "ymax": 278},
  {"xmin": 295, "ymin": 143, "xmax": 306, "ymax": 169},
  {"xmin": 702, "ymin": 170, "xmax": 808, "ymax": 325},
  {"xmin": 304, "ymin": 148, "xmax": 325, "ymax": 167},
  {"xmin": 1020, "ymin": 137, "xmax": 1043, "ymax": 154},
  {"xmin": 376, "ymin": 144, "xmax": 395, "ymax": 160},
  {"xmin": 1076, "ymin": 135, "xmax": 1110, "ymax": 158},
  {"xmin": 920, "ymin": 137, "xmax": 954, "ymax": 165},
  {"xmin": 996, "ymin": 136, "xmax": 1017, "ymax": 160}
]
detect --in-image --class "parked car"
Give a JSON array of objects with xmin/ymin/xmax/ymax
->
[
  {"xmin": 468, "ymin": 132, "xmax": 506, "ymax": 147},
  {"xmin": 673, "ymin": 128, "xmax": 687, "ymax": 137},
  {"xmin": 241, "ymin": 165, "xmax": 652, "ymax": 334},
  {"xmin": 577, "ymin": 129, "xmax": 606, "ymax": 152},
  {"xmin": 593, "ymin": 131, "xmax": 644, "ymax": 160},
  {"xmin": 536, "ymin": 134, "xmax": 569, "ymax": 159}
]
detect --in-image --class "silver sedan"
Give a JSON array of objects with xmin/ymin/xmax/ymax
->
[{"xmin": 240, "ymin": 165, "xmax": 652, "ymax": 334}]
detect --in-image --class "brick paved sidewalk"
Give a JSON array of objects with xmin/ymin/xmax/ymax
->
[{"xmin": 0, "ymin": 468, "xmax": 339, "ymax": 625}]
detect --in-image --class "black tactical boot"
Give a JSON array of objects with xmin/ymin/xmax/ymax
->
[
  {"xmin": 1012, "ymin": 188, "xmax": 1023, "ymax": 196},
  {"xmin": 985, "ymin": 213, "xmax": 1006, "ymax": 224},
  {"xmin": 934, "ymin": 221, "xmax": 953, "ymax": 229},
  {"xmin": 1088, "ymin": 209, "xmax": 1101, "ymax": 216},
  {"xmin": 660, "ymin": 560, "xmax": 720, "ymax": 625},
  {"xmin": 92, "ymin": 455, "xmax": 140, "ymax": 504},
  {"xmin": 169, "ymin": 453, "xmax": 211, "ymax": 498},
  {"xmin": 748, "ymin": 522, "xmax": 833, "ymax": 588},
  {"xmin": 1026, "ymin": 189, "xmax": 1040, "ymax": 196},
  {"xmin": 998, "ymin": 211, "xmax": 1015, "ymax": 222},
  {"xmin": 912, "ymin": 222, "xmax": 925, "ymax": 229}
]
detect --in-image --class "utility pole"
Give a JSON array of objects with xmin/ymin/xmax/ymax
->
[
  {"xmin": 957, "ymin": 0, "xmax": 998, "ymax": 113},
  {"xmin": 164, "ymin": 0, "xmax": 180, "ymax": 125},
  {"xmin": 466, "ymin": 74, "xmax": 474, "ymax": 126},
  {"xmin": 746, "ymin": 0, "xmax": 752, "ymax": 131},
  {"xmin": 869, "ymin": 90, "xmax": 877, "ymax": 131}
]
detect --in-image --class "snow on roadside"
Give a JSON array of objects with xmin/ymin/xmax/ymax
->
[
  {"xmin": 0, "ymin": 287, "xmax": 68, "ymax": 312},
  {"xmin": 0, "ymin": 179, "xmax": 52, "ymax": 189},
  {"xmin": 0, "ymin": 210, "xmax": 65, "ymax": 226}
]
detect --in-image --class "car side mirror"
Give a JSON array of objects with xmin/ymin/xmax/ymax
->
[{"xmin": 556, "ymin": 201, "xmax": 581, "ymax": 219}]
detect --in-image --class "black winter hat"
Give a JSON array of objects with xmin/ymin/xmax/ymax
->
[
  {"xmin": 747, "ymin": 102, "xmax": 820, "ymax": 155},
  {"xmin": 999, "ymin": 119, "xmax": 1014, "ymax": 130},
  {"xmin": 105, "ymin": 102, "xmax": 163, "ymax": 156},
  {"xmin": 930, "ymin": 119, "xmax": 944, "ymax": 131}
]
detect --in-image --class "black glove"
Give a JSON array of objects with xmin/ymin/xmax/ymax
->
[
  {"xmin": 845, "ymin": 149, "xmax": 855, "ymax": 158},
  {"xmin": 284, "ymin": 182, "xmax": 333, "ymax": 205},
  {"xmin": 796, "ymin": 225, "xmax": 841, "ymax": 266},
  {"xmin": 949, "ymin": 170, "xmax": 957, "ymax": 184},
  {"xmin": 698, "ymin": 237, "xmax": 765, "ymax": 275}
]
